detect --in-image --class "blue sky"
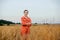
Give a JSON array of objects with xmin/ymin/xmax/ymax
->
[{"xmin": 0, "ymin": 0, "xmax": 60, "ymax": 23}]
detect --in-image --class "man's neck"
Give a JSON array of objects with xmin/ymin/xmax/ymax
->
[{"xmin": 24, "ymin": 15, "xmax": 28, "ymax": 17}]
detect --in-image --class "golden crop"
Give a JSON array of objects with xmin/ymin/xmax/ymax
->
[{"xmin": 0, "ymin": 24, "xmax": 60, "ymax": 40}]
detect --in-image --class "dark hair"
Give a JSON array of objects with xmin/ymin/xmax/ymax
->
[{"xmin": 24, "ymin": 10, "xmax": 28, "ymax": 13}]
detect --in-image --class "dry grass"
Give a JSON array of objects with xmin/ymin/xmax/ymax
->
[{"xmin": 0, "ymin": 24, "xmax": 60, "ymax": 40}]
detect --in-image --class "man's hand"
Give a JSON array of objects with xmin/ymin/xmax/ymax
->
[
  {"xmin": 26, "ymin": 22, "xmax": 32, "ymax": 27},
  {"xmin": 26, "ymin": 22, "xmax": 31, "ymax": 25}
]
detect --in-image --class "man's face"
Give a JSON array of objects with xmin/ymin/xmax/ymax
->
[{"xmin": 24, "ymin": 11, "xmax": 28, "ymax": 16}]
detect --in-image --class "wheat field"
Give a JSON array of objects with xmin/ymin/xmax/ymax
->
[{"xmin": 0, "ymin": 24, "xmax": 60, "ymax": 40}]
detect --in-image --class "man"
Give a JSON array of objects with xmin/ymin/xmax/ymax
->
[{"xmin": 21, "ymin": 10, "xmax": 32, "ymax": 40}]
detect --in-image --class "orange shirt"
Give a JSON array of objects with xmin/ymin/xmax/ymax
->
[
  {"xmin": 21, "ymin": 16, "xmax": 32, "ymax": 35},
  {"xmin": 21, "ymin": 16, "xmax": 32, "ymax": 27}
]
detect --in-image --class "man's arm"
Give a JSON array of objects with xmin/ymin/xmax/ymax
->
[{"xmin": 21, "ymin": 17, "xmax": 30, "ymax": 25}]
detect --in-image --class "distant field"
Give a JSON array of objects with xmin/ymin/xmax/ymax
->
[{"xmin": 0, "ymin": 24, "xmax": 60, "ymax": 40}]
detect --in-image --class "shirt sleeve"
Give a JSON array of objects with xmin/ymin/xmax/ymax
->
[
  {"xmin": 21, "ymin": 17, "xmax": 27, "ymax": 25},
  {"xmin": 28, "ymin": 18, "xmax": 32, "ymax": 27}
]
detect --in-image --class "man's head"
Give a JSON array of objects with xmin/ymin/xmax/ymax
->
[{"xmin": 24, "ymin": 10, "xmax": 29, "ymax": 16}]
